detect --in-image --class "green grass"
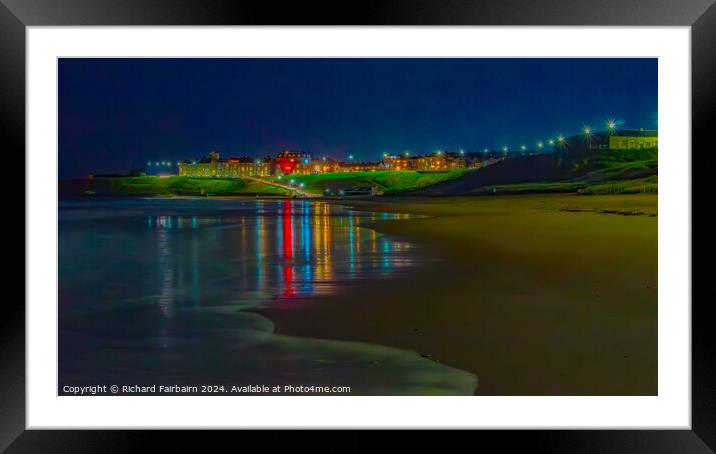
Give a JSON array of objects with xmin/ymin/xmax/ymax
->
[
  {"xmin": 89, "ymin": 171, "xmax": 466, "ymax": 197},
  {"xmin": 599, "ymin": 148, "xmax": 658, "ymax": 166},
  {"xmin": 577, "ymin": 176, "xmax": 658, "ymax": 195},
  {"xmin": 472, "ymin": 176, "xmax": 658, "ymax": 196},
  {"xmin": 463, "ymin": 148, "xmax": 659, "ymax": 196},
  {"xmin": 269, "ymin": 169, "xmax": 467, "ymax": 195},
  {"xmin": 97, "ymin": 176, "xmax": 289, "ymax": 196},
  {"xmin": 470, "ymin": 181, "xmax": 585, "ymax": 195}
]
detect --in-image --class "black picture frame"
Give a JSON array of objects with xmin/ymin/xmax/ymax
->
[{"xmin": 2, "ymin": 0, "xmax": 708, "ymax": 451}]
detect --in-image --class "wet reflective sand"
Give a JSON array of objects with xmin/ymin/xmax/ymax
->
[{"xmin": 59, "ymin": 198, "xmax": 477, "ymax": 395}]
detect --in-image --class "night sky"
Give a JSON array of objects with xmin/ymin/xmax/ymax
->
[{"xmin": 59, "ymin": 58, "xmax": 657, "ymax": 179}]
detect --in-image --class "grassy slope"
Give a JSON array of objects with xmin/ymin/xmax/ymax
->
[
  {"xmin": 416, "ymin": 149, "xmax": 658, "ymax": 196},
  {"xmin": 259, "ymin": 194, "xmax": 657, "ymax": 395},
  {"xmin": 269, "ymin": 169, "xmax": 467, "ymax": 195},
  {"xmin": 93, "ymin": 176, "xmax": 290, "ymax": 196},
  {"xmin": 81, "ymin": 171, "xmax": 465, "ymax": 197}
]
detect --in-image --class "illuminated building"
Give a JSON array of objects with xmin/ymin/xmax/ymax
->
[
  {"xmin": 415, "ymin": 152, "xmax": 466, "ymax": 171},
  {"xmin": 607, "ymin": 129, "xmax": 658, "ymax": 150},
  {"xmin": 276, "ymin": 150, "xmax": 311, "ymax": 175},
  {"xmin": 178, "ymin": 151, "xmax": 273, "ymax": 177},
  {"xmin": 312, "ymin": 157, "xmax": 340, "ymax": 174},
  {"xmin": 338, "ymin": 161, "xmax": 385, "ymax": 172},
  {"xmin": 383, "ymin": 154, "xmax": 417, "ymax": 171},
  {"xmin": 559, "ymin": 129, "xmax": 658, "ymax": 152}
]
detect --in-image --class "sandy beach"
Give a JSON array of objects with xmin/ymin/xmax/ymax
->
[{"xmin": 256, "ymin": 194, "xmax": 658, "ymax": 395}]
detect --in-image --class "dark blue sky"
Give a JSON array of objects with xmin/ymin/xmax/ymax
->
[{"xmin": 59, "ymin": 58, "xmax": 657, "ymax": 178}]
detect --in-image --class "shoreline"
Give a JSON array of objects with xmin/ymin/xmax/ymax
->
[{"xmin": 255, "ymin": 193, "xmax": 658, "ymax": 395}]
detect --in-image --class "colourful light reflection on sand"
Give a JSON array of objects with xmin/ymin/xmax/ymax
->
[{"xmin": 136, "ymin": 200, "xmax": 418, "ymax": 306}]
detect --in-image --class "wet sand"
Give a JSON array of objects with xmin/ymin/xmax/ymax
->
[{"xmin": 257, "ymin": 194, "xmax": 658, "ymax": 395}]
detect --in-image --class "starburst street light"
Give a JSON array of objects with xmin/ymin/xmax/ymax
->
[
  {"xmin": 548, "ymin": 139, "xmax": 554, "ymax": 145},
  {"xmin": 502, "ymin": 146, "xmax": 508, "ymax": 153},
  {"xmin": 537, "ymin": 141, "xmax": 544, "ymax": 149},
  {"xmin": 404, "ymin": 151, "xmax": 410, "ymax": 157},
  {"xmin": 459, "ymin": 149, "xmax": 465, "ymax": 155},
  {"xmin": 606, "ymin": 118, "xmax": 617, "ymax": 132},
  {"xmin": 348, "ymin": 154, "xmax": 354, "ymax": 160},
  {"xmin": 557, "ymin": 135, "xmax": 565, "ymax": 143},
  {"xmin": 582, "ymin": 125, "xmax": 592, "ymax": 136}
]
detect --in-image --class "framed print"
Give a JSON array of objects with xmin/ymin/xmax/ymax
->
[{"xmin": 3, "ymin": 0, "xmax": 710, "ymax": 450}]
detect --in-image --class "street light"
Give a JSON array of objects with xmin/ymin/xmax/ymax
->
[
  {"xmin": 520, "ymin": 145, "xmax": 526, "ymax": 151},
  {"xmin": 537, "ymin": 141, "xmax": 544, "ymax": 149},
  {"xmin": 606, "ymin": 118, "xmax": 617, "ymax": 132}
]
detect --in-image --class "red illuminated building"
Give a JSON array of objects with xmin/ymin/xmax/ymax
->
[{"xmin": 275, "ymin": 150, "xmax": 310, "ymax": 175}]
